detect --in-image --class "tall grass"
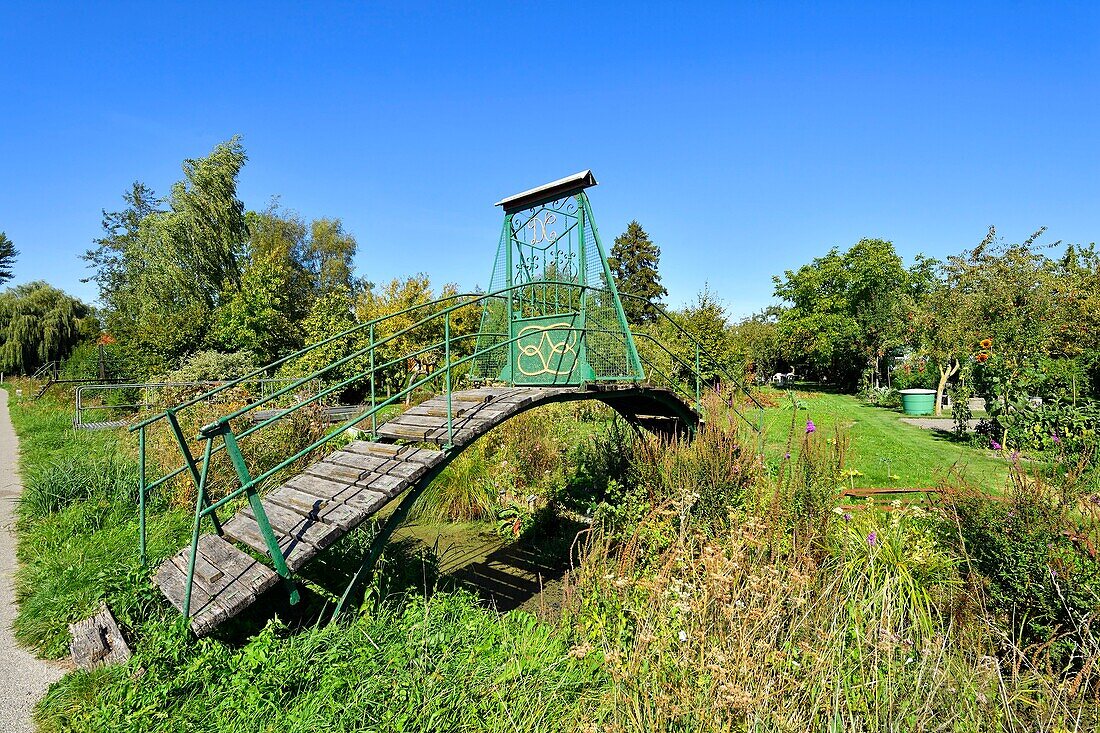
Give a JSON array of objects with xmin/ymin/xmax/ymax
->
[
  {"xmin": 6, "ymin": 383, "xmax": 193, "ymax": 657},
  {"xmin": 36, "ymin": 592, "xmax": 606, "ymax": 733},
  {"xmin": 561, "ymin": 410, "xmax": 1100, "ymax": 731}
]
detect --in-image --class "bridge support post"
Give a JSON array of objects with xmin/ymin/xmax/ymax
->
[
  {"xmin": 218, "ymin": 425, "xmax": 300, "ymax": 606},
  {"xmin": 182, "ymin": 438, "xmax": 214, "ymax": 623},
  {"xmin": 138, "ymin": 425, "xmax": 147, "ymax": 566},
  {"xmin": 165, "ymin": 410, "xmax": 223, "ymax": 536},
  {"xmin": 369, "ymin": 324, "xmax": 377, "ymax": 439}
]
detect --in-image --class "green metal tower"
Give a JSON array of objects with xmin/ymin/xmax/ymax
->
[{"xmin": 472, "ymin": 171, "xmax": 645, "ymax": 386}]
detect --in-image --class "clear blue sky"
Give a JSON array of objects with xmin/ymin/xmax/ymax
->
[{"xmin": 2, "ymin": 2, "xmax": 1097, "ymax": 318}]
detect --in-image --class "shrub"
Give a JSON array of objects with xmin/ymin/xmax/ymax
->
[
  {"xmin": 410, "ymin": 442, "xmax": 504, "ymax": 522},
  {"xmin": 945, "ymin": 466, "xmax": 1100, "ymax": 674},
  {"xmin": 159, "ymin": 349, "xmax": 257, "ymax": 382},
  {"xmin": 20, "ymin": 453, "xmax": 138, "ymax": 519}
]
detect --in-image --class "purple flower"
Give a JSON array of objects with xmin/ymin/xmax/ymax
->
[
  {"xmin": 784, "ymin": 451, "xmax": 791, "ymax": 459},
  {"xmin": 990, "ymin": 440, "xmax": 1002, "ymax": 451},
  {"xmin": 1010, "ymin": 450, "xmax": 1020, "ymax": 462},
  {"xmin": 867, "ymin": 531, "xmax": 878, "ymax": 547},
  {"xmin": 1051, "ymin": 433, "xmax": 1061, "ymax": 444},
  {"xmin": 805, "ymin": 419, "xmax": 816, "ymax": 434},
  {"xmin": 843, "ymin": 512, "xmax": 852, "ymax": 522}
]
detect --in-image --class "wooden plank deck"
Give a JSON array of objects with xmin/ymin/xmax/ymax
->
[{"xmin": 155, "ymin": 385, "xmax": 691, "ymax": 634}]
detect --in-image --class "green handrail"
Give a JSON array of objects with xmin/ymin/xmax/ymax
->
[{"xmin": 140, "ymin": 280, "xmax": 769, "ymax": 614}]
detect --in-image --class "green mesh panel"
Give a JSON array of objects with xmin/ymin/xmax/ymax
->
[{"xmin": 471, "ymin": 192, "xmax": 642, "ymax": 385}]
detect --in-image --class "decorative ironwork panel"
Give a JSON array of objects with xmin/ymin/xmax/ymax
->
[{"xmin": 472, "ymin": 184, "xmax": 643, "ymax": 386}]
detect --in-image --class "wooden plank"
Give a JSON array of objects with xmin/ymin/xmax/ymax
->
[
  {"xmin": 344, "ymin": 440, "xmax": 406, "ymax": 457},
  {"xmin": 305, "ymin": 460, "xmax": 373, "ymax": 485},
  {"xmin": 376, "ymin": 423, "xmax": 434, "ymax": 441},
  {"xmin": 359, "ymin": 472, "xmax": 405, "ymax": 496},
  {"xmin": 192, "ymin": 535, "xmax": 278, "ymax": 595},
  {"xmin": 166, "ymin": 540, "xmax": 278, "ymax": 626},
  {"xmin": 156, "ymin": 560, "xmax": 224, "ymax": 633},
  {"xmin": 221, "ymin": 513, "xmax": 331, "ymax": 571},
  {"xmin": 385, "ymin": 414, "xmax": 449, "ymax": 429},
  {"xmin": 243, "ymin": 502, "xmax": 342, "ymax": 549},
  {"xmin": 326, "ymin": 450, "xmax": 427, "ymax": 479},
  {"xmin": 451, "ymin": 388, "xmax": 505, "ymax": 402},
  {"xmin": 406, "ymin": 402, "xmax": 481, "ymax": 418},
  {"xmin": 285, "ymin": 473, "xmax": 364, "ymax": 502},
  {"xmin": 341, "ymin": 486, "xmax": 390, "ymax": 514},
  {"xmin": 264, "ymin": 486, "xmax": 369, "ymax": 530}
]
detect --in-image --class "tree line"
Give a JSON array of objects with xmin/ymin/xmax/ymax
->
[{"xmin": 2, "ymin": 135, "xmax": 1096, "ymax": 422}]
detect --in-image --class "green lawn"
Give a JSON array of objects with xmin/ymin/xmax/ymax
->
[{"xmin": 756, "ymin": 387, "xmax": 1010, "ymax": 491}]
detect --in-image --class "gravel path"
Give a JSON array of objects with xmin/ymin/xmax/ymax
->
[
  {"xmin": 901, "ymin": 416, "xmax": 980, "ymax": 431},
  {"xmin": 0, "ymin": 389, "xmax": 65, "ymax": 732}
]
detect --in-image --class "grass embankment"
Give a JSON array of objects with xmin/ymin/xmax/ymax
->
[
  {"xmin": 11, "ymin": 382, "xmax": 1100, "ymax": 731},
  {"xmin": 5, "ymin": 383, "xmax": 192, "ymax": 658},
  {"xmin": 758, "ymin": 386, "xmax": 1010, "ymax": 490}
]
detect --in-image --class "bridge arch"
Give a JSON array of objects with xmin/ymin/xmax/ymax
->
[{"xmin": 136, "ymin": 172, "xmax": 760, "ymax": 635}]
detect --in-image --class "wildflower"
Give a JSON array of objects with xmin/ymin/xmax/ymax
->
[
  {"xmin": 843, "ymin": 512, "xmax": 852, "ymax": 522},
  {"xmin": 975, "ymin": 352, "xmax": 990, "ymax": 363},
  {"xmin": 678, "ymin": 630, "xmax": 688, "ymax": 642},
  {"xmin": 1051, "ymin": 433, "xmax": 1061, "ymax": 444},
  {"xmin": 980, "ymin": 338, "xmax": 993, "ymax": 349},
  {"xmin": 784, "ymin": 451, "xmax": 791, "ymax": 459},
  {"xmin": 990, "ymin": 439, "xmax": 1002, "ymax": 451},
  {"xmin": 867, "ymin": 531, "xmax": 878, "ymax": 547},
  {"xmin": 805, "ymin": 419, "xmax": 816, "ymax": 434}
]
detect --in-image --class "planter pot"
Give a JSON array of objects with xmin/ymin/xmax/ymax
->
[{"xmin": 899, "ymin": 388, "xmax": 937, "ymax": 416}]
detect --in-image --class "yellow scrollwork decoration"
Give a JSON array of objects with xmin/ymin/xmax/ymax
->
[{"xmin": 516, "ymin": 322, "xmax": 577, "ymax": 377}]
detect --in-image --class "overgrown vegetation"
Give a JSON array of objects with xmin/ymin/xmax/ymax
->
[{"xmin": 11, "ymin": 383, "xmax": 1099, "ymax": 731}]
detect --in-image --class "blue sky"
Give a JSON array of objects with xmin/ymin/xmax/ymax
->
[{"xmin": 1, "ymin": 2, "xmax": 1097, "ymax": 318}]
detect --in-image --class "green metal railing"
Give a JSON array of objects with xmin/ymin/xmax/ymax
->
[{"xmin": 132, "ymin": 281, "xmax": 764, "ymax": 622}]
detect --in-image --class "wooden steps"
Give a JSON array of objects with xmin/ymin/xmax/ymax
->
[{"xmin": 155, "ymin": 385, "xmax": 698, "ymax": 634}]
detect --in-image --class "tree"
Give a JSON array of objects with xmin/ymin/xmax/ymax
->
[
  {"xmin": 731, "ymin": 308, "xmax": 782, "ymax": 383},
  {"xmin": 356, "ymin": 275, "xmax": 477, "ymax": 397},
  {"xmin": 773, "ymin": 238, "xmax": 913, "ymax": 389},
  {"xmin": 0, "ymin": 282, "xmax": 95, "ymax": 374},
  {"xmin": 0, "ymin": 232, "xmax": 18, "ymax": 286},
  {"xmin": 308, "ymin": 218, "xmax": 362, "ymax": 294},
  {"xmin": 608, "ymin": 221, "xmax": 667, "ymax": 324},
  {"xmin": 211, "ymin": 206, "xmax": 314, "ymax": 362},
  {"xmin": 642, "ymin": 286, "xmax": 738, "ymax": 386},
  {"xmin": 84, "ymin": 139, "xmax": 250, "ymax": 375}
]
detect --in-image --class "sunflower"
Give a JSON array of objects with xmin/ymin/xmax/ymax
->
[{"xmin": 979, "ymin": 338, "xmax": 993, "ymax": 349}]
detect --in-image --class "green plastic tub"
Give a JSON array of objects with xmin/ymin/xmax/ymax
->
[{"xmin": 899, "ymin": 388, "xmax": 936, "ymax": 416}]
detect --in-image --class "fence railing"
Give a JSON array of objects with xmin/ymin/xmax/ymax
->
[{"xmin": 73, "ymin": 379, "xmax": 322, "ymax": 429}]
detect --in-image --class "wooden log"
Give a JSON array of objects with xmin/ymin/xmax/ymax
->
[{"xmin": 69, "ymin": 605, "xmax": 132, "ymax": 669}]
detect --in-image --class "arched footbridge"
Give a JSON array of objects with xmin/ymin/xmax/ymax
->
[{"xmin": 134, "ymin": 171, "xmax": 763, "ymax": 635}]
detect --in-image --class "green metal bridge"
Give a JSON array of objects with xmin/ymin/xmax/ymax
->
[{"xmin": 134, "ymin": 171, "xmax": 763, "ymax": 634}]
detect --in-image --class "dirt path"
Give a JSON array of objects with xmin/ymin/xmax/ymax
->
[{"xmin": 0, "ymin": 389, "xmax": 65, "ymax": 732}]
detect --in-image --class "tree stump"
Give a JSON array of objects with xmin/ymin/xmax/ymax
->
[{"xmin": 68, "ymin": 605, "xmax": 131, "ymax": 669}]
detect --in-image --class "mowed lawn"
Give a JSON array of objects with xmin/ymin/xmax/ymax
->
[{"xmin": 755, "ymin": 387, "xmax": 1010, "ymax": 491}]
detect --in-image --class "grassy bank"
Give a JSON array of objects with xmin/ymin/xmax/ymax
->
[
  {"xmin": 10, "ymin": 383, "xmax": 1099, "ymax": 731},
  {"xmin": 758, "ymin": 386, "xmax": 1011, "ymax": 490},
  {"xmin": 5, "ymin": 383, "xmax": 192, "ymax": 658}
]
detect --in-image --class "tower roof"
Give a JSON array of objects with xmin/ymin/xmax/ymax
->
[{"xmin": 494, "ymin": 170, "xmax": 597, "ymax": 213}]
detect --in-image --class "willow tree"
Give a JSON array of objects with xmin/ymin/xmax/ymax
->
[
  {"xmin": 85, "ymin": 138, "xmax": 249, "ymax": 374},
  {"xmin": 0, "ymin": 282, "xmax": 94, "ymax": 374}
]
